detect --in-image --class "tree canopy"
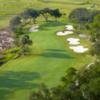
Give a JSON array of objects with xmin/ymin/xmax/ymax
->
[{"xmin": 30, "ymin": 62, "xmax": 100, "ymax": 100}]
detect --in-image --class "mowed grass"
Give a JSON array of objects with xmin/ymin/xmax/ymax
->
[
  {"xmin": 0, "ymin": 21, "xmax": 94, "ymax": 100},
  {"xmin": 0, "ymin": 0, "xmax": 97, "ymax": 100}
]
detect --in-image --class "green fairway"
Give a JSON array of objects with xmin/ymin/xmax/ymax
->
[
  {"xmin": 0, "ymin": 0, "xmax": 98, "ymax": 100},
  {"xmin": 0, "ymin": 21, "xmax": 93, "ymax": 100}
]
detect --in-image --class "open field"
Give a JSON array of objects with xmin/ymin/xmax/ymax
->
[{"xmin": 0, "ymin": 0, "xmax": 99, "ymax": 100}]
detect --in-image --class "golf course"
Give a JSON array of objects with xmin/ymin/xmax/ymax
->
[{"xmin": 0, "ymin": 0, "xmax": 99, "ymax": 100}]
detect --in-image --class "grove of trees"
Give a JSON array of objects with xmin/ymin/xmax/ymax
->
[
  {"xmin": 69, "ymin": 8, "xmax": 100, "ymax": 30},
  {"xmin": 69, "ymin": 8, "xmax": 100, "ymax": 23},
  {"xmin": 10, "ymin": 8, "xmax": 62, "ymax": 32},
  {"xmin": 90, "ymin": 14, "xmax": 100, "ymax": 59}
]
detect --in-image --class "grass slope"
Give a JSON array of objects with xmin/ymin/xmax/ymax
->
[{"xmin": 0, "ymin": 22, "xmax": 93, "ymax": 100}]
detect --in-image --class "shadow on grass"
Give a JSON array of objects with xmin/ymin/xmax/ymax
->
[
  {"xmin": 39, "ymin": 49, "xmax": 74, "ymax": 59},
  {"xmin": 0, "ymin": 71, "xmax": 40, "ymax": 100},
  {"xmin": 40, "ymin": 21, "xmax": 65, "ymax": 30},
  {"xmin": 46, "ymin": 49, "xmax": 66, "ymax": 52}
]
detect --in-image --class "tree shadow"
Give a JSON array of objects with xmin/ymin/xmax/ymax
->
[
  {"xmin": 40, "ymin": 21, "xmax": 65, "ymax": 30},
  {"xmin": 0, "ymin": 71, "xmax": 40, "ymax": 100},
  {"xmin": 39, "ymin": 49, "xmax": 74, "ymax": 59},
  {"xmin": 46, "ymin": 49, "xmax": 66, "ymax": 52}
]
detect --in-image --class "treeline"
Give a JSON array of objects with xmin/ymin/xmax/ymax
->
[{"xmin": 10, "ymin": 8, "xmax": 62, "ymax": 31}]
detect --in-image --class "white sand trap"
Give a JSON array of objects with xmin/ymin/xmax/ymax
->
[
  {"xmin": 67, "ymin": 38, "xmax": 80, "ymax": 42},
  {"xmin": 65, "ymin": 25, "xmax": 74, "ymax": 31},
  {"xmin": 56, "ymin": 31, "xmax": 66, "ymax": 36},
  {"xmin": 69, "ymin": 41, "xmax": 80, "ymax": 45},
  {"xmin": 69, "ymin": 45, "xmax": 89, "ymax": 53},
  {"xmin": 64, "ymin": 31, "xmax": 73, "ymax": 35},
  {"xmin": 29, "ymin": 25, "xmax": 39, "ymax": 32},
  {"xmin": 67, "ymin": 38, "xmax": 80, "ymax": 45},
  {"xmin": 56, "ymin": 31, "xmax": 73, "ymax": 36}
]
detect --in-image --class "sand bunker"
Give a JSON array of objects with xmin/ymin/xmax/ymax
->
[
  {"xmin": 69, "ymin": 46, "xmax": 89, "ymax": 53},
  {"xmin": 29, "ymin": 25, "xmax": 39, "ymax": 32},
  {"xmin": 56, "ymin": 31, "xmax": 73, "ymax": 36},
  {"xmin": 69, "ymin": 41, "xmax": 80, "ymax": 45},
  {"xmin": 67, "ymin": 38, "xmax": 80, "ymax": 42},
  {"xmin": 64, "ymin": 31, "xmax": 73, "ymax": 35},
  {"xmin": 65, "ymin": 25, "xmax": 74, "ymax": 31},
  {"xmin": 67, "ymin": 38, "xmax": 80, "ymax": 45},
  {"xmin": 56, "ymin": 25, "xmax": 74, "ymax": 36},
  {"xmin": 56, "ymin": 31, "xmax": 66, "ymax": 36},
  {"xmin": 56, "ymin": 25, "xmax": 88, "ymax": 53}
]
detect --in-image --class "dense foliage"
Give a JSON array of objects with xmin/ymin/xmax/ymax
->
[
  {"xmin": 30, "ymin": 62, "xmax": 100, "ymax": 100},
  {"xmin": 69, "ymin": 8, "xmax": 100, "ymax": 24},
  {"xmin": 69, "ymin": 8, "xmax": 90, "ymax": 23},
  {"xmin": 90, "ymin": 14, "xmax": 100, "ymax": 59},
  {"xmin": 10, "ymin": 8, "xmax": 62, "ymax": 31}
]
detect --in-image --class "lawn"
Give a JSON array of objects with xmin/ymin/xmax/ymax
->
[{"xmin": 0, "ymin": 0, "xmax": 98, "ymax": 100}]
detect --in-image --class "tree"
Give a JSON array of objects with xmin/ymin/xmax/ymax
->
[
  {"xmin": 40, "ymin": 8, "xmax": 51, "ymax": 22},
  {"xmin": 30, "ymin": 9, "xmax": 40, "ymax": 24},
  {"xmin": 21, "ymin": 35, "xmax": 32, "ymax": 45},
  {"xmin": 14, "ymin": 25, "xmax": 28, "ymax": 36},
  {"xmin": 61, "ymin": 68, "xmax": 77, "ymax": 85},
  {"xmin": 69, "ymin": 8, "xmax": 90, "ymax": 23},
  {"xmin": 10, "ymin": 15, "xmax": 21, "ymax": 31},
  {"xmin": 21, "ymin": 9, "xmax": 31, "ymax": 19},
  {"xmin": 20, "ymin": 35, "xmax": 33, "ymax": 56},
  {"xmin": 50, "ymin": 9, "xmax": 62, "ymax": 21},
  {"xmin": 90, "ymin": 14, "xmax": 100, "ymax": 58},
  {"xmin": 30, "ymin": 84, "xmax": 52, "ymax": 100},
  {"xmin": 88, "ymin": 10, "xmax": 100, "ymax": 22},
  {"xmin": 21, "ymin": 9, "xmax": 40, "ymax": 24},
  {"xmin": 69, "ymin": 8, "xmax": 100, "ymax": 24}
]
